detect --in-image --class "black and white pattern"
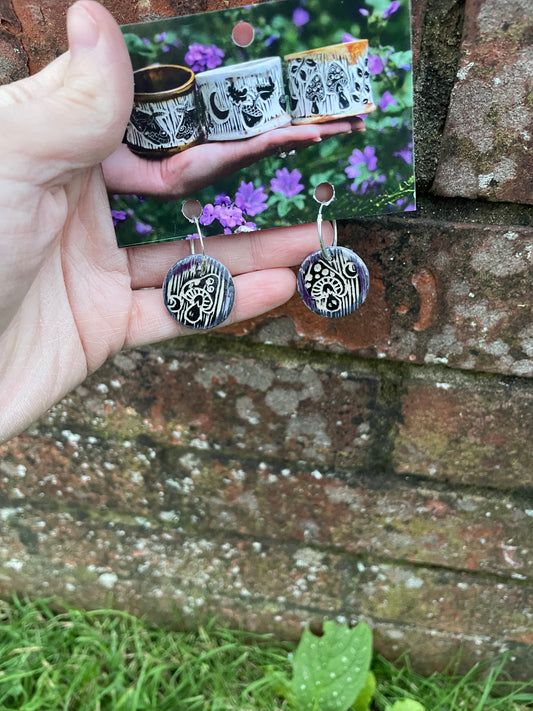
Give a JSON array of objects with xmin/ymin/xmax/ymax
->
[
  {"xmin": 285, "ymin": 50, "xmax": 375, "ymax": 123},
  {"xmin": 126, "ymin": 91, "xmax": 202, "ymax": 152},
  {"xmin": 163, "ymin": 254, "xmax": 235, "ymax": 330},
  {"xmin": 297, "ymin": 246, "xmax": 369, "ymax": 318},
  {"xmin": 196, "ymin": 59, "xmax": 290, "ymax": 141}
]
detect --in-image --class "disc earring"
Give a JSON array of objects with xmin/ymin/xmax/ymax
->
[
  {"xmin": 162, "ymin": 200, "xmax": 235, "ymax": 329},
  {"xmin": 297, "ymin": 182, "xmax": 370, "ymax": 318}
]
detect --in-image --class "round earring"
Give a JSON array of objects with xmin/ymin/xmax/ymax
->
[
  {"xmin": 162, "ymin": 200, "xmax": 235, "ymax": 329},
  {"xmin": 297, "ymin": 182, "xmax": 369, "ymax": 318}
]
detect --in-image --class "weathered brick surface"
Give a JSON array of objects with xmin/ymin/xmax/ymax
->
[
  {"xmin": 0, "ymin": 0, "xmax": 532, "ymax": 681},
  {"xmin": 1, "ymin": 513, "xmax": 531, "ymax": 677},
  {"xmin": 394, "ymin": 374, "xmax": 533, "ymax": 488},
  {"xmin": 225, "ymin": 218, "xmax": 533, "ymax": 377},
  {"xmin": 432, "ymin": 0, "xmax": 533, "ymax": 203}
]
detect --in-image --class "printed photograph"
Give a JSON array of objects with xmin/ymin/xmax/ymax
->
[{"xmin": 112, "ymin": 0, "xmax": 414, "ymax": 247}]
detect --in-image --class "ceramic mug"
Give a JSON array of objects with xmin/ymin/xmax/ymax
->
[
  {"xmin": 284, "ymin": 40, "xmax": 376, "ymax": 124},
  {"xmin": 125, "ymin": 64, "xmax": 203, "ymax": 158},
  {"xmin": 195, "ymin": 57, "xmax": 291, "ymax": 141}
]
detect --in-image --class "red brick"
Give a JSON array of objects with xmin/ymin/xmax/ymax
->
[
  {"xmin": 0, "ymin": 27, "xmax": 28, "ymax": 84},
  {"xmin": 394, "ymin": 375, "xmax": 533, "ymax": 488},
  {"xmin": 432, "ymin": 0, "xmax": 533, "ymax": 203},
  {"xmin": 225, "ymin": 218, "xmax": 533, "ymax": 377}
]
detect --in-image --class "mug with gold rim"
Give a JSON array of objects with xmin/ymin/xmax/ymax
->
[{"xmin": 125, "ymin": 64, "xmax": 203, "ymax": 158}]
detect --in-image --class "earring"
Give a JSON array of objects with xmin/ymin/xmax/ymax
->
[
  {"xmin": 162, "ymin": 200, "xmax": 235, "ymax": 329},
  {"xmin": 297, "ymin": 182, "xmax": 369, "ymax": 318}
]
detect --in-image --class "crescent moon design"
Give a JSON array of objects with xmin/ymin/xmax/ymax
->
[{"xmin": 209, "ymin": 91, "xmax": 230, "ymax": 122}]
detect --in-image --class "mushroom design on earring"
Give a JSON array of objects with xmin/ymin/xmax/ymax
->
[
  {"xmin": 162, "ymin": 199, "xmax": 235, "ymax": 329},
  {"xmin": 297, "ymin": 182, "xmax": 369, "ymax": 318}
]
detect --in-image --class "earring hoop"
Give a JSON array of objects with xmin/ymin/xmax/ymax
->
[{"xmin": 162, "ymin": 200, "xmax": 235, "ymax": 329}]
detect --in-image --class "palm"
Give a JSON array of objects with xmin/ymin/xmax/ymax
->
[
  {"xmin": 60, "ymin": 167, "xmax": 133, "ymax": 372},
  {"xmin": 0, "ymin": 0, "xmax": 337, "ymax": 443}
]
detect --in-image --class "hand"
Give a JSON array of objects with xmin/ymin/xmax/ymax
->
[
  {"xmin": 0, "ymin": 0, "xmax": 330, "ymax": 443},
  {"xmin": 103, "ymin": 118, "xmax": 365, "ymax": 197}
]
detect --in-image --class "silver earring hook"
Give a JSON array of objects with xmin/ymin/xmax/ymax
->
[
  {"xmin": 182, "ymin": 199, "xmax": 206, "ymax": 270},
  {"xmin": 314, "ymin": 182, "xmax": 337, "ymax": 260}
]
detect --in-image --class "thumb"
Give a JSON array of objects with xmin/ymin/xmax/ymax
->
[{"xmin": 8, "ymin": 1, "xmax": 134, "ymax": 174}]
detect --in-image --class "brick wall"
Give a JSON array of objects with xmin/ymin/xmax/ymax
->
[{"xmin": 1, "ymin": 0, "xmax": 532, "ymax": 679}]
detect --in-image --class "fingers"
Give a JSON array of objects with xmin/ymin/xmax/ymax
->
[
  {"xmin": 5, "ymin": 1, "xmax": 133, "ymax": 178},
  {"xmin": 124, "ymin": 267, "xmax": 297, "ymax": 348},
  {"xmin": 103, "ymin": 119, "xmax": 365, "ymax": 197},
  {"xmin": 127, "ymin": 221, "xmax": 332, "ymax": 289}
]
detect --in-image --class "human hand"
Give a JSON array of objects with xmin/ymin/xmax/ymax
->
[
  {"xmin": 103, "ymin": 118, "xmax": 365, "ymax": 197},
  {"xmin": 0, "ymin": 0, "xmax": 330, "ymax": 443}
]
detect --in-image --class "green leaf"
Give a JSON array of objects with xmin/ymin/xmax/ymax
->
[
  {"xmin": 291, "ymin": 621, "xmax": 372, "ymax": 711},
  {"xmin": 352, "ymin": 671, "xmax": 376, "ymax": 711},
  {"xmin": 122, "ymin": 33, "xmax": 154, "ymax": 58},
  {"xmin": 388, "ymin": 700, "xmax": 426, "ymax": 711},
  {"xmin": 365, "ymin": 0, "xmax": 393, "ymax": 13},
  {"xmin": 277, "ymin": 200, "xmax": 291, "ymax": 218}
]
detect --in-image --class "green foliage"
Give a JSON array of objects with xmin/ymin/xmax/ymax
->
[
  {"xmin": 2, "ymin": 598, "xmax": 530, "ymax": 710},
  {"xmin": 387, "ymin": 701, "xmax": 426, "ymax": 711},
  {"xmin": 352, "ymin": 671, "xmax": 376, "ymax": 711},
  {"xmin": 289, "ymin": 621, "xmax": 372, "ymax": 711}
]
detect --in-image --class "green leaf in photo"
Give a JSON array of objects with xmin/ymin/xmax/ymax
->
[
  {"xmin": 291, "ymin": 620, "xmax": 372, "ymax": 711},
  {"xmin": 123, "ymin": 32, "xmax": 154, "ymax": 57}
]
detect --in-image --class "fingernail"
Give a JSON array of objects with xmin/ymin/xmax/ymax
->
[
  {"xmin": 313, "ymin": 137, "xmax": 322, "ymax": 143},
  {"xmin": 68, "ymin": 1, "xmax": 100, "ymax": 51}
]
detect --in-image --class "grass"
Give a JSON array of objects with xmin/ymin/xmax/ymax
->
[{"xmin": 0, "ymin": 597, "xmax": 531, "ymax": 710}]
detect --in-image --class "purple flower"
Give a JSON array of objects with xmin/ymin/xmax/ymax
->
[
  {"xmin": 184, "ymin": 43, "xmax": 224, "ymax": 72},
  {"xmin": 135, "ymin": 221, "xmax": 153, "ymax": 234},
  {"xmin": 111, "ymin": 209, "xmax": 127, "ymax": 227},
  {"xmin": 292, "ymin": 7, "xmax": 310, "ymax": 26},
  {"xmin": 217, "ymin": 203, "xmax": 245, "ymax": 228},
  {"xmin": 368, "ymin": 54, "xmax": 384, "ymax": 75},
  {"xmin": 235, "ymin": 221, "xmax": 258, "ymax": 233},
  {"xmin": 270, "ymin": 168, "xmax": 304, "ymax": 198},
  {"xmin": 264, "ymin": 33, "xmax": 279, "ymax": 47},
  {"xmin": 214, "ymin": 192, "xmax": 231, "ymax": 206},
  {"xmin": 200, "ymin": 203, "xmax": 218, "ymax": 226},
  {"xmin": 394, "ymin": 142, "xmax": 413, "ymax": 164},
  {"xmin": 141, "ymin": 37, "xmax": 150, "ymax": 45},
  {"xmin": 343, "ymin": 32, "xmax": 358, "ymax": 43},
  {"xmin": 383, "ymin": 1, "xmax": 400, "ymax": 19},
  {"xmin": 379, "ymin": 90, "xmax": 397, "ymax": 110},
  {"xmin": 235, "ymin": 181, "xmax": 268, "ymax": 216},
  {"xmin": 358, "ymin": 8, "xmax": 369, "ymax": 16},
  {"xmin": 345, "ymin": 146, "xmax": 378, "ymax": 180},
  {"xmin": 351, "ymin": 173, "xmax": 386, "ymax": 194},
  {"xmin": 156, "ymin": 32, "xmax": 167, "ymax": 42}
]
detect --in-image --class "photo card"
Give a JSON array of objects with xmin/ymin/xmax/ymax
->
[{"xmin": 112, "ymin": 0, "xmax": 415, "ymax": 247}]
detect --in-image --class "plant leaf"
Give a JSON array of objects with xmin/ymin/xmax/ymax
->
[
  {"xmin": 352, "ymin": 671, "xmax": 376, "ymax": 711},
  {"xmin": 388, "ymin": 700, "xmax": 426, "ymax": 711},
  {"xmin": 291, "ymin": 621, "xmax": 372, "ymax": 711}
]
